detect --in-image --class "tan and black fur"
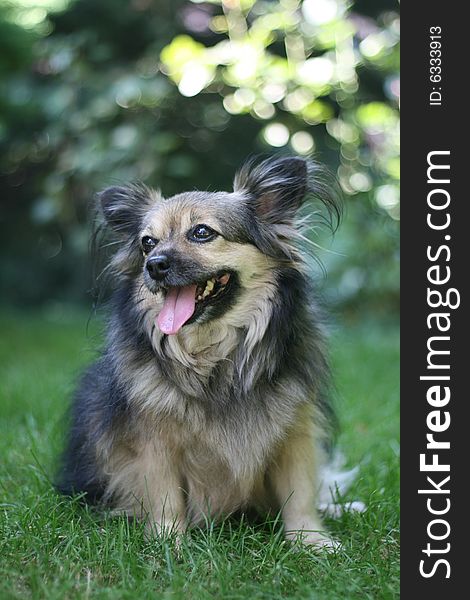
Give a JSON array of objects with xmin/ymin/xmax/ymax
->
[{"xmin": 58, "ymin": 156, "xmax": 341, "ymax": 547}]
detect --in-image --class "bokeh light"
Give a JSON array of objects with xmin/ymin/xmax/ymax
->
[
  {"xmin": 1, "ymin": 0, "xmax": 400, "ymax": 312},
  {"xmin": 263, "ymin": 123, "xmax": 290, "ymax": 147}
]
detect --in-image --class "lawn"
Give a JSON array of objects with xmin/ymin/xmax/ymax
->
[{"xmin": 0, "ymin": 308, "xmax": 399, "ymax": 600}]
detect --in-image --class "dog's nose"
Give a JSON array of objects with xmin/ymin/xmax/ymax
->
[{"xmin": 146, "ymin": 255, "xmax": 170, "ymax": 280}]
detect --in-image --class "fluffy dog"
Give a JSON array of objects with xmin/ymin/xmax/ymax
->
[{"xmin": 58, "ymin": 156, "xmax": 342, "ymax": 547}]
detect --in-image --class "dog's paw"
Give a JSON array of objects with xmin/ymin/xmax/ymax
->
[
  {"xmin": 285, "ymin": 528, "xmax": 341, "ymax": 552},
  {"xmin": 319, "ymin": 500, "xmax": 367, "ymax": 518},
  {"xmin": 305, "ymin": 533, "xmax": 341, "ymax": 552},
  {"xmin": 144, "ymin": 518, "xmax": 185, "ymax": 541}
]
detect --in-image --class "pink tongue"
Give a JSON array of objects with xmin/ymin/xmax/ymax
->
[{"xmin": 157, "ymin": 285, "xmax": 197, "ymax": 335}]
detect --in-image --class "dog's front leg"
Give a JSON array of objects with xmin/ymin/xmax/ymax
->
[
  {"xmin": 107, "ymin": 439, "xmax": 186, "ymax": 537},
  {"xmin": 269, "ymin": 417, "xmax": 334, "ymax": 548},
  {"xmin": 141, "ymin": 443, "xmax": 186, "ymax": 538}
]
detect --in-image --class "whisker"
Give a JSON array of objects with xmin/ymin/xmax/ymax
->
[
  {"xmin": 96, "ymin": 261, "xmax": 114, "ymax": 282},
  {"xmin": 295, "ymin": 232, "xmax": 346, "ymax": 258}
]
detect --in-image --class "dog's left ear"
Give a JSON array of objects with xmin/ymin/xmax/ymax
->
[
  {"xmin": 99, "ymin": 185, "xmax": 155, "ymax": 236},
  {"xmin": 233, "ymin": 156, "xmax": 308, "ymax": 223}
]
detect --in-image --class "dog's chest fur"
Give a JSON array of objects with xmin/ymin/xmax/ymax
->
[{"xmin": 102, "ymin": 297, "xmax": 307, "ymax": 518}]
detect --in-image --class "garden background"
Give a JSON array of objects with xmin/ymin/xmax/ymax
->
[{"xmin": 0, "ymin": 1, "xmax": 400, "ymax": 598}]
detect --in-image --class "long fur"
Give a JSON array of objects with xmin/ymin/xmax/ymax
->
[{"xmin": 58, "ymin": 155, "xmax": 343, "ymax": 546}]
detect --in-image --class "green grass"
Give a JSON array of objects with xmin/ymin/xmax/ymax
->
[{"xmin": 0, "ymin": 309, "xmax": 399, "ymax": 599}]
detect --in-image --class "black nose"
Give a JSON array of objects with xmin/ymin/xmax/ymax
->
[{"xmin": 146, "ymin": 255, "xmax": 170, "ymax": 280}]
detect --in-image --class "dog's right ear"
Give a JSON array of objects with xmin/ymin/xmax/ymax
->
[
  {"xmin": 233, "ymin": 156, "xmax": 309, "ymax": 225},
  {"xmin": 99, "ymin": 185, "xmax": 154, "ymax": 235}
]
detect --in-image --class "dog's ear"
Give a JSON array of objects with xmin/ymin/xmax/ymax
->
[
  {"xmin": 233, "ymin": 156, "xmax": 308, "ymax": 223},
  {"xmin": 99, "ymin": 185, "xmax": 155, "ymax": 235}
]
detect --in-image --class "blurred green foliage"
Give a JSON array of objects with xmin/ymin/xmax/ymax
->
[{"xmin": 0, "ymin": 0, "xmax": 399, "ymax": 313}]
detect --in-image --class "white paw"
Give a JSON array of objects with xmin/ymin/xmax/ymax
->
[
  {"xmin": 285, "ymin": 528, "xmax": 341, "ymax": 552},
  {"xmin": 304, "ymin": 532, "xmax": 341, "ymax": 552},
  {"xmin": 319, "ymin": 500, "xmax": 367, "ymax": 518},
  {"xmin": 144, "ymin": 518, "xmax": 185, "ymax": 540}
]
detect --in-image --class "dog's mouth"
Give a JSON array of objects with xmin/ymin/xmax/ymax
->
[{"xmin": 157, "ymin": 272, "xmax": 232, "ymax": 335}]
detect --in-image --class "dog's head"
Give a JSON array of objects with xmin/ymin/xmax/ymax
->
[{"xmin": 99, "ymin": 156, "xmax": 340, "ymax": 336}]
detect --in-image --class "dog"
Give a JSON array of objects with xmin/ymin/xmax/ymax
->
[{"xmin": 58, "ymin": 155, "xmax": 343, "ymax": 548}]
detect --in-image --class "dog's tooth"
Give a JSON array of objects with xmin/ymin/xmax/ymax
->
[
  {"xmin": 197, "ymin": 295, "xmax": 203, "ymax": 301},
  {"xmin": 206, "ymin": 280, "xmax": 215, "ymax": 292}
]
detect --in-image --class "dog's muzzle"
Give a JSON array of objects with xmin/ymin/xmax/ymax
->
[{"xmin": 146, "ymin": 255, "xmax": 171, "ymax": 281}]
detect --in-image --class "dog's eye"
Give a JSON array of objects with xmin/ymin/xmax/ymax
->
[
  {"xmin": 189, "ymin": 224, "xmax": 218, "ymax": 243},
  {"xmin": 141, "ymin": 236, "xmax": 157, "ymax": 254}
]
